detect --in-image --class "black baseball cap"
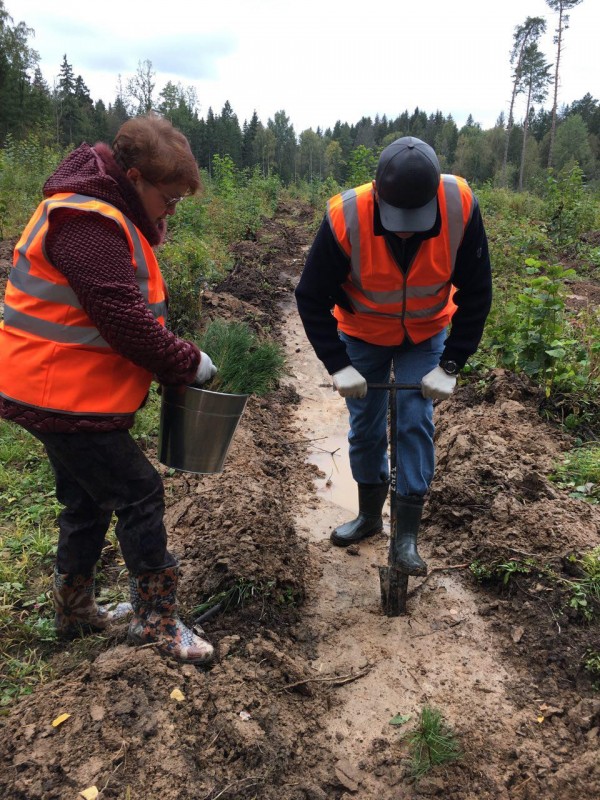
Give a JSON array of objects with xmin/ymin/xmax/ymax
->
[{"xmin": 375, "ymin": 136, "xmax": 441, "ymax": 232}]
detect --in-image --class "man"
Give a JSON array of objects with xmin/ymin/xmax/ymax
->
[{"xmin": 295, "ymin": 136, "xmax": 491, "ymax": 575}]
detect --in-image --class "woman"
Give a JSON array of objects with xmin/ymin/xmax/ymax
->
[{"xmin": 0, "ymin": 114, "xmax": 216, "ymax": 665}]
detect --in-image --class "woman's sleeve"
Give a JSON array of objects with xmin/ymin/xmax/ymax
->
[{"xmin": 45, "ymin": 208, "xmax": 200, "ymax": 384}]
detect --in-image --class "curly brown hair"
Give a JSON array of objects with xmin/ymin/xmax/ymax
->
[{"xmin": 112, "ymin": 113, "xmax": 201, "ymax": 194}]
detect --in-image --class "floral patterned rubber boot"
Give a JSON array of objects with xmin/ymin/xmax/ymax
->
[
  {"xmin": 127, "ymin": 566, "xmax": 214, "ymax": 665},
  {"xmin": 53, "ymin": 568, "xmax": 132, "ymax": 638}
]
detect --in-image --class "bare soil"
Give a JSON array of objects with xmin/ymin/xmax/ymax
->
[{"xmin": 1, "ymin": 206, "xmax": 600, "ymax": 800}]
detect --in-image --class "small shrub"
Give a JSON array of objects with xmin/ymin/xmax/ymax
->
[{"xmin": 543, "ymin": 166, "xmax": 598, "ymax": 248}]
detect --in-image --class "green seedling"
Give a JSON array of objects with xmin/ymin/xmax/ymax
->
[
  {"xmin": 199, "ymin": 319, "xmax": 285, "ymax": 396},
  {"xmin": 406, "ymin": 705, "xmax": 462, "ymax": 778},
  {"xmin": 192, "ymin": 577, "xmax": 299, "ymax": 621}
]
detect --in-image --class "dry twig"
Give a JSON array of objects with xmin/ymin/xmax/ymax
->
[{"xmin": 278, "ymin": 664, "xmax": 372, "ymax": 692}]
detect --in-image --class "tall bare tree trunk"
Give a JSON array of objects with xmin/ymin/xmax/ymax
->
[
  {"xmin": 519, "ymin": 86, "xmax": 533, "ymax": 191},
  {"xmin": 547, "ymin": 5, "xmax": 564, "ymax": 168},
  {"xmin": 547, "ymin": 0, "xmax": 584, "ymax": 168}
]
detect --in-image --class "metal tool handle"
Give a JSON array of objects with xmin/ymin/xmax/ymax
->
[
  {"xmin": 367, "ymin": 383, "xmax": 421, "ymax": 390},
  {"xmin": 367, "ymin": 381, "xmax": 419, "ymax": 616}
]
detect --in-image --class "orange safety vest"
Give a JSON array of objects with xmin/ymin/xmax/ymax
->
[
  {"xmin": 328, "ymin": 176, "xmax": 474, "ymax": 346},
  {"xmin": 0, "ymin": 193, "xmax": 168, "ymax": 415}
]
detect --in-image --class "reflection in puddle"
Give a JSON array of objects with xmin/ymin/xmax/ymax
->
[
  {"xmin": 307, "ymin": 434, "xmax": 391, "ymax": 518},
  {"xmin": 307, "ymin": 434, "xmax": 357, "ymax": 514}
]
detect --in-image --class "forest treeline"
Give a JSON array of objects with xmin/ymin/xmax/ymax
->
[{"xmin": 1, "ymin": 0, "xmax": 599, "ymax": 190}]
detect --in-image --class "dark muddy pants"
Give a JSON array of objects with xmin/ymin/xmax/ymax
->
[{"xmin": 31, "ymin": 429, "xmax": 176, "ymax": 576}]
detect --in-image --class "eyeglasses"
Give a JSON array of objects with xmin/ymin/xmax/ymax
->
[{"xmin": 144, "ymin": 178, "xmax": 187, "ymax": 208}]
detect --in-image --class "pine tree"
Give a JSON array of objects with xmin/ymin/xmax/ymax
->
[
  {"xmin": 502, "ymin": 17, "xmax": 546, "ymax": 184},
  {"xmin": 545, "ymin": 0, "xmax": 584, "ymax": 167},
  {"xmin": 518, "ymin": 43, "xmax": 553, "ymax": 189},
  {"xmin": 242, "ymin": 111, "xmax": 260, "ymax": 169},
  {"xmin": 55, "ymin": 54, "xmax": 78, "ymax": 145}
]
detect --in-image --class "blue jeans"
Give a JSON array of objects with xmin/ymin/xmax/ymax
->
[{"xmin": 340, "ymin": 330, "xmax": 445, "ymax": 497}]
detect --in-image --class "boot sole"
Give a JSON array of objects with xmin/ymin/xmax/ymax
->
[
  {"xmin": 330, "ymin": 526, "xmax": 382, "ymax": 547},
  {"xmin": 396, "ymin": 562, "xmax": 428, "ymax": 577}
]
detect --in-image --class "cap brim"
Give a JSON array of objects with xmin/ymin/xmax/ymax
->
[{"xmin": 378, "ymin": 195, "xmax": 438, "ymax": 233}]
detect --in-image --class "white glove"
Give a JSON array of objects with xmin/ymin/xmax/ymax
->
[
  {"xmin": 421, "ymin": 365, "xmax": 457, "ymax": 400},
  {"xmin": 194, "ymin": 351, "xmax": 218, "ymax": 385},
  {"xmin": 332, "ymin": 365, "xmax": 368, "ymax": 399}
]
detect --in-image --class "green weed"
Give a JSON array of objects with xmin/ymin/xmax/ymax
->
[
  {"xmin": 550, "ymin": 445, "xmax": 600, "ymax": 503},
  {"xmin": 564, "ymin": 548, "xmax": 600, "ymax": 622},
  {"xmin": 471, "ymin": 549, "xmax": 600, "ymax": 623},
  {"xmin": 0, "ymin": 650, "xmax": 54, "ymax": 709},
  {"xmin": 470, "ymin": 558, "xmax": 534, "ymax": 586},
  {"xmin": 583, "ymin": 651, "xmax": 600, "ymax": 689}
]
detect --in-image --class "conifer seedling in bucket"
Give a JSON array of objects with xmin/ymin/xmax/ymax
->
[{"xmin": 158, "ymin": 319, "xmax": 285, "ymax": 474}]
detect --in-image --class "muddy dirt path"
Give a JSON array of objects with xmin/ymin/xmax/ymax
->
[
  {"xmin": 282, "ymin": 294, "xmax": 524, "ymax": 799},
  {"xmin": 1, "ymin": 207, "xmax": 600, "ymax": 800}
]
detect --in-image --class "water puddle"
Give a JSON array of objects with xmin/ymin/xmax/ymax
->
[{"xmin": 307, "ymin": 433, "xmax": 357, "ymax": 513}]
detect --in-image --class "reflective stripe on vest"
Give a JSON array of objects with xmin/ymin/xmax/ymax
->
[
  {"xmin": 327, "ymin": 176, "xmax": 474, "ymax": 345},
  {"xmin": 8, "ymin": 194, "xmax": 167, "ymax": 347},
  {"xmin": 0, "ymin": 194, "xmax": 167, "ymax": 415}
]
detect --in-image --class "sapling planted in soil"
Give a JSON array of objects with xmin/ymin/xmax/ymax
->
[
  {"xmin": 406, "ymin": 705, "xmax": 462, "ymax": 777},
  {"xmin": 199, "ymin": 319, "xmax": 285, "ymax": 396}
]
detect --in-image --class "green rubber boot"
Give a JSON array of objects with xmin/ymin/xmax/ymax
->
[
  {"xmin": 331, "ymin": 482, "xmax": 389, "ymax": 547},
  {"xmin": 393, "ymin": 495, "xmax": 428, "ymax": 576}
]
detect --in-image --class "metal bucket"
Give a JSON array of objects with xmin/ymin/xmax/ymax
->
[{"xmin": 158, "ymin": 385, "xmax": 249, "ymax": 474}]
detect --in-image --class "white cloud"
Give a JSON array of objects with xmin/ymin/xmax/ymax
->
[{"xmin": 17, "ymin": 0, "xmax": 600, "ymax": 132}]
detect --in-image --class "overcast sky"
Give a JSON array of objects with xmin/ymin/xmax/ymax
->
[{"xmin": 16, "ymin": 0, "xmax": 599, "ymax": 133}]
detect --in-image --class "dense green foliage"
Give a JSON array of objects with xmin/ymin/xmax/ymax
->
[
  {"xmin": 470, "ymin": 171, "xmax": 600, "ymax": 436},
  {"xmin": 1, "ymin": 1, "xmax": 599, "ymax": 192}
]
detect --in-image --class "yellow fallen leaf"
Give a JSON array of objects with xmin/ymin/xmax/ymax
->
[
  {"xmin": 79, "ymin": 787, "xmax": 99, "ymax": 800},
  {"xmin": 170, "ymin": 688, "xmax": 185, "ymax": 702},
  {"xmin": 51, "ymin": 713, "xmax": 71, "ymax": 728},
  {"xmin": 537, "ymin": 715, "xmax": 545, "ymax": 723}
]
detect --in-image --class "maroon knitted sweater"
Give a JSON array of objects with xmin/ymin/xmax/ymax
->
[{"xmin": 0, "ymin": 142, "xmax": 201, "ymax": 433}]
